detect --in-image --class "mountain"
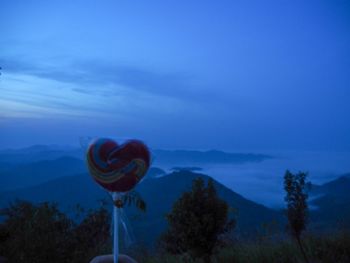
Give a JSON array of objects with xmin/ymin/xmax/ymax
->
[
  {"xmin": 0, "ymin": 157, "xmax": 86, "ymax": 191},
  {"xmin": 146, "ymin": 167, "xmax": 166, "ymax": 178},
  {"xmin": 152, "ymin": 149, "xmax": 271, "ymax": 165},
  {"xmin": 309, "ymin": 173, "xmax": 350, "ymax": 230},
  {"xmin": 0, "ymin": 170, "xmax": 283, "ymax": 245},
  {"xmin": 0, "ymin": 145, "xmax": 83, "ymax": 164},
  {"xmin": 311, "ymin": 173, "xmax": 350, "ymax": 198},
  {"xmin": 132, "ymin": 171, "xmax": 284, "ymax": 243},
  {"xmin": 0, "ymin": 145, "xmax": 272, "ymax": 166},
  {"xmin": 0, "ymin": 146, "xmax": 273, "ymax": 191}
]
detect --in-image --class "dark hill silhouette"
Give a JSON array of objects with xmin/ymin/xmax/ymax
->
[
  {"xmin": 0, "ymin": 146, "xmax": 273, "ymax": 191},
  {"xmin": 0, "ymin": 145, "xmax": 83, "ymax": 164},
  {"xmin": 0, "ymin": 157, "xmax": 86, "ymax": 191},
  {"xmin": 311, "ymin": 173, "xmax": 350, "ymax": 198},
  {"xmin": 310, "ymin": 173, "xmax": 350, "ymax": 231},
  {"xmin": 0, "ymin": 145, "xmax": 272, "ymax": 166},
  {"xmin": 0, "ymin": 170, "xmax": 283, "ymax": 244}
]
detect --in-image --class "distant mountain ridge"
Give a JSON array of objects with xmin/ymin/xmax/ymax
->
[
  {"xmin": 0, "ymin": 145, "xmax": 272, "ymax": 165},
  {"xmin": 310, "ymin": 173, "xmax": 350, "ymax": 230},
  {"xmin": 1, "ymin": 144, "xmax": 349, "ymax": 238},
  {"xmin": 152, "ymin": 149, "xmax": 271, "ymax": 165},
  {"xmin": 0, "ymin": 170, "xmax": 284, "ymax": 244},
  {"xmin": 1, "ymin": 155, "xmax": 350, "ymax": 243},
  {"xmin": 0, "ymin": 145, "xmax": 273, "ymax": 191},
  {"xmin": 0, "ymin": 157, "xmax": 87, "ymax": 191},
  {"xmin": 311, "ymin": 173, "xmax": 350, "ymax": 197},
  {"xmin": 0, "ymin": 145, "xmax": 84, "ymax": 164}
]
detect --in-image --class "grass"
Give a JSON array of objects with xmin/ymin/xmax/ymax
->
[{"xmin": 137, "ymin": 231, "xmax": 350, "ymax": 263}]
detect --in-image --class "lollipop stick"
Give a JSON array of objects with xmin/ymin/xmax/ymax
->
[{"xmin": 112, "ymin": 193, "xmax": 119, "ymax": 263}]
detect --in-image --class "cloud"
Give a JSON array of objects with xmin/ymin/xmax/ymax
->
[
  {"xmin": 0, "ymin": 57, "xmax": 199, "ymax": 100},
  {"xmin": 0, "ymin": 63, "xmax": 203, "ymax": 124},
  {"xmin": 0, "ymin": 73, "xmax": 106, "ymax": 119}
]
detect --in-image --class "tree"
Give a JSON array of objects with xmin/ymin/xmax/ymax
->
[
  {"xmin": 71, "ymin": 206, "xmax": 111, "ymax": 261},
  {"xmin": 284, "ymin": 170, "xmax": 311, "ymax": 263},
  {"xmin": 161, "ymin": 177, "xmax": 235, "ymax": 262},
  {"xmin": 0, "ymin": 192, "xmax": 147, "ymax": 263},
  {"xmin": 0, "ymin": 200, "xmax": 110, "ymax": 263}
]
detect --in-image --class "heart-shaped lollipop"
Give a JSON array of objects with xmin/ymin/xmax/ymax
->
[{"xmin": 86, "ymin": 138, "xmax": 150, "ymax": 192}]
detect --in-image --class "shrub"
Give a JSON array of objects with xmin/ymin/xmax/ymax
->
[{"xmin": 161, "ymin": 177, "xmax": 235, "ymax": 262}]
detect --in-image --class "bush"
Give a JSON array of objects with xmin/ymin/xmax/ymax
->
[
  {"xmin": 160, "ymin": 177, "xmax": 235, "ymax": 262},
  {"xmin": 0, "ymin": 200, "xmax": 110, "ymax": 263},
  {"xmin": 143, "ymin": 232, "xmax": 350, "ymax": 263}
]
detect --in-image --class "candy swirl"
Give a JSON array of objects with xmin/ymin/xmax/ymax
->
[{"xmin": 87, "ymin": 138, "xmax": 150, "ymax": 192}]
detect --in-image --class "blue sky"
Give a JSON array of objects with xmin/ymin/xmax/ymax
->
[{"xmin": 1, "ymin": 0, "xmax": 349, "ymax": 151}]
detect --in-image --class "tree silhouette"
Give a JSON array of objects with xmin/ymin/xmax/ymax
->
[
  {"xmin": 0, "ymin": 200, "xmax": 110, "ymax": 263},
  {"xmin": 161, "ymin": 177, "xmax": 235, "ymax": 262},
  {"xmin": 284, "ymin": 170, "xmax": 311, "ymax": 263}
]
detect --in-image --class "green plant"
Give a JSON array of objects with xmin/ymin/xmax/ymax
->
[
  {"xmin": 0, "ymin": 200, "xmax": 110, "ymax": 263},
  {"xmin": 161, "ymin": 177, "xmax": 235, "ymax": 262},
  {"xmin": 122, "ymin": 190, "xmax": 147, "ymax": 212},
  {"xmin": 284, "ymin": 170, "xmax": 311, "ymax": 263}
]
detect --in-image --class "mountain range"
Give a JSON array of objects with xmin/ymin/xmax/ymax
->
[
  {"xmin": 0, "ymin": 145, "xmax": 272, "ymax": 192},
  {"xmin": 0, "ymin": 169, "xmax": 283, "ymax": 245},
  {"xmin": 151, "ymin": 149, "xmax": 271, "ymax": 165},
  {"xmin": 0, "ymin": 157, "xmax": 87, "ymax": 191},
  {"xmin": 0, "ymin": 145, "xmax": 349, "ymax": 245},
  {"xmin": 0, "ymin": 145, "xmax": 271, "ymax": 166}
]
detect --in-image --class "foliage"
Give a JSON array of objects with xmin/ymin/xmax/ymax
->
[
  {"xmin": 234, "ymin": 232, "xmax": 350, "ymax": 263},
  {"xmin": 142, "ymin": 231, "xmax": 350, "ymax": 263},
  {"xmin": 160, "ymin": 177, "xmax": 235, "ymax": 262},
  {"xmin": 122, "ymin": 190, "xmax": 146, "ymax": 212},
  {"xmin": 0, "ymin": 200, "xmax": 110, "ymax": 263},
  {"xmin": 284, "ymin": 170, "xmax": 311, "ymax": 263},
  {"xmin": 70, "ymin": 206, "xmax": 111, "ymax": 261}
]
